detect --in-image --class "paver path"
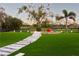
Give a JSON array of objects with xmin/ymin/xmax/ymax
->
[{"xmin": 0, "ymin": 31, "xmax": 41, "ymax": 56}]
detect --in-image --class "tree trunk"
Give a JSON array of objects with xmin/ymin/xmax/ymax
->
[
  {"xmin": 78, "ymin": 25, "xmax": 79, "ymax": 32},
  {"xmin": 36, "ymin": 21, "xmax": 41, "ymax": 31},
  {"xmin": 66, "ymin": 17, "xmax": 68, "ymax": 32}
]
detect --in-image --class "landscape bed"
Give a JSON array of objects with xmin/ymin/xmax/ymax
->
[{"xmin": 10, "ymin": 32, "xmax": 79, "ymax": 56}]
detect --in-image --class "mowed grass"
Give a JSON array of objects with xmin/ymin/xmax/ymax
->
[
  {"xmin": 11, "ymin": 33, "xmax": 79, "ymax": 56},
  {"xmin": 0, "ymin": 32, "xmax": 31, "ymax": 47}
]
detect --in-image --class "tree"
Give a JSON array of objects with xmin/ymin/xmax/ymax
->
[
  {"xmin": 18, "ymin": 4, "xmax": 53, "ymax": 31},
  {"xmin": 0, "ymin": 7, "xmax": 23, "ymax": 32},
  {"xmin": 11, "ymin": 17, "xmax": 22, "ymax": 31},
  {"xmin": 4, "ymin": 16, "xmax": 23, "ymax": 31},
  {"xmin": 0, "ymin": 7, "xmax": 7, "ymax": 31},
  {"xmin": 56, "ymin": 9, "xmax": 76, "ymax": 32},
  {"xmin": 1, "ymin": 15, "xmax": 22, "ymax": 32}
]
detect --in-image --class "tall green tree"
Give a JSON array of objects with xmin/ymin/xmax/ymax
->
[
  {"xmin": 0, "ymin": 7, "xmax": 22, "ymax": 32},
  {"xmin": 4, "ymin": 16, "xmax": 23, "ymax": 31}
]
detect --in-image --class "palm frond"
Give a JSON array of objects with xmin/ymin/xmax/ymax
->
[
  {"xmin": 63, "ymin": 9, "xmax": 68, "ymax": 17},
  {"xmin": 69, "ymin": 16, "xmax": 75, "ymax": 21},
  {"xmin": 56, "ymin": 15, "xmax": 64, "ymax": 20},
  {"xmin": 68, "ymin": 12, "xmax": 76, "ymax": 17}
]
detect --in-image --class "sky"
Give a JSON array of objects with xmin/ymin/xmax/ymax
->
[{"xmin": 0, "ymin": 3, "xmax": 79, "ymax": 23}]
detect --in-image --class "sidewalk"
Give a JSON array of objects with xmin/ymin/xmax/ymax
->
[{"xmin": 0, "ymin": 31, "xmax": 41, "ymax": 56}]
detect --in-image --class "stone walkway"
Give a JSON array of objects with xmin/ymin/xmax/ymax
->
[{"xmin": 0, "ymin": 31, "xmax": 41, "ymax": 56}]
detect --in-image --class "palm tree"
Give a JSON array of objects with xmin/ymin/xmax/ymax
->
[{"xmin": 56, "ymin": 9, "xmax": 76, "ymax": 32}]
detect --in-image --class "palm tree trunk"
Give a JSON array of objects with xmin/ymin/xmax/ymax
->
[{"xmin": 66, "ymin": 17, "xmax": 68, "ymax": 32}]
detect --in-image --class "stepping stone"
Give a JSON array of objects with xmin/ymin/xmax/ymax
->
[
  {"xmin": 0, "ymin": 48, "xmax": 16, "ymax": 52},
  {"xmin": 5, "ymin": 46, "xmax": 21, "ymax": 49},
  {"xmin": 4, "ymin": 47, "xmax": 16, "ymax": 50},
  {"xmin": 0, "ymin": 51, "xmax": 10, "ymax": 56},
  {"xmin": 16, "ymin": 42, "xmax": 29, "ymax": 45},
  {"xmin": 0, "ymin": 49, "xmax": 11, "ymax": 53},
  {"xmin": 15, "ymin": 53, "xmax": 25, "ymax": 56},
  {"xmin": 16, "ymin": 41, "xmax": 30, "ymax": 44}
]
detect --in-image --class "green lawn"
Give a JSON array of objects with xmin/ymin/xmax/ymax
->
[
  {"xmin": 10, "ymin": 32, "xmax": 79, "ymax": 56},
  {"xmin": 0, "ymin": 32, "xmax": 31, "ymax": 47}
]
